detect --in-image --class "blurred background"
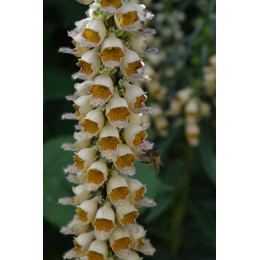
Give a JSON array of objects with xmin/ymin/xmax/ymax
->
[{"xmin": 44, "ymin": 0, "xmax": 216, "ymax": 259}]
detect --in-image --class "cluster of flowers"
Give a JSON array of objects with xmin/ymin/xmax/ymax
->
[
  {"xmin": 167, "ymin": 55, "xmax": 216, "ymax": 146},
  {"xmin": 59, "ymin": 0, "xmax": 157, "ymax": 259}
]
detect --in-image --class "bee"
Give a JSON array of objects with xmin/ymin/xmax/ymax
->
[{"xmin": 139, "ymin": 145, "xmax": 162, "ymax": 173}]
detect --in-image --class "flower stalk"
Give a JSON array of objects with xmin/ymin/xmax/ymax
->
[{"xmin": 60, "ymin": 0, "xmax": 157, "ymax": 259}]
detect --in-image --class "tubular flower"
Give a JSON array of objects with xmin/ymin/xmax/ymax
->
[{"xmin": 60, "ymin": 0, "xmax": 157, "ymax": 259}]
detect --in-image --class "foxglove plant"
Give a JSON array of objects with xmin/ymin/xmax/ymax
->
[{"xmin": 59, "ymin": 0, "xmax": 157, "ymax": 259}]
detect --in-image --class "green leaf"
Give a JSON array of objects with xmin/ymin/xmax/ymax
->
[
  {"xmin": 43, "ymin": 136, "xmax": 75, "ymax": 228},
  {"xmin": 145, "ymin": 160, "xmax": 186, "ymax": 223},
  {"xmin": 134, "ymin": 162, "xmax": 171, "ymax": 199},
  {"xmin": 199, "ymin": 126, "xmax": 216, "ymax": 184}
]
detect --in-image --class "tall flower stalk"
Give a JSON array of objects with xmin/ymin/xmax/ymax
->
[{"xmin": 59, "ymin": 0, "xmax": 157, "ymax": 259}]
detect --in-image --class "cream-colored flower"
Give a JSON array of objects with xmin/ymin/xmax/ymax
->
[
  {"xmin": 185, "ymin": 123, "xmax": 200, "ymax": 147},
  {"xmin": 120, "ymin": 48, "xmax": 146, "ymax": 81},
  {"xmin": 60, "ymin": 215, "xmax": 89, "ymax": 236},
  {"xmin": 98, "ymin": 122, "xmax": 121, "ymax": 159},
  {"xmin": 109, "ymin": 225, "xmax": 131, "ymax": 258},
  {"xmin": 84, "ymin": 240, "xmax": 108, "ymax": 260},
  {"xmin": 76, "ymin": 49, "xmax": 101, "ymax": 79},
  {"xmin": 107, "ymin": 170, "xmax": 130, "ymax": 207},
  {"xmin": 115, "ymin": 3, "xmax": 146, "ymax": 31},
  {"xmin": 123, "ymin": 82, "xmax": 151, "ymax": 113},
  {"xmin": 85, "ymin": 159, "xmax": 108, "ymax": 191},
  {"xmin": 89, "ymin": 73, "xmax": 113, "ymax": 106},
  {"xmin": 123, "ymin": 250, "xmax": 143, "ymax": 260},
  {"xmin": 73, "ymin": 146, "xmax": 99, "ymax": 171},
  {"xmin": 100, "ymin": 33, "xmax": 125, "ymax": 68},
  {"xmin": 123, "ymin": 123, "xmax": 152, "ymax": 150},
  {"xmin": 113, "ymin": 144, "xmax": 136, "ymax": 175},
  {"xmin": 72, "ymin": 231, "xmax": 95, "ymax": 256},
  {"xmin": 127, "ymin": 32, "xmax": 147, "ymax": 56},
  {"xmin": 176, "ymin": 88, "xmax": 193, "ymax": 105},
  {"xmin": 59, "ymin": 184, "xmax": 90, "ymax": 206},
  {"xmin": 185, "ymin": 98, "xmax": 199, "ymax": 124},
  {"xmin": 93, "ymin": 201, "xmax": 116, "ymax": 240},
  {"xmin": 154, "ymin": 116, "xmax": 169, "ymax": 137},
  {"xmin": 73, "ymin": 95, "xmax": 93, "ymax": 120},
  {"xmin": 80, "ymin": 17, "xmax": 106, "ymax": 47},
  {"xmin": 127, "ymin": 178, "xmax": 156, "ymax": 207},
  {"xmin": 73, "ymin": 131, "xmax": 92, "ymax": 151},
  {"xmin": 106, "ymin": 93, "xmax": 131, "ymax": 128},
  {"xmin": 80, "ymin": 107, "xmax": 105, "ymax": 137},
  {"xmin": 100, "ymin": 0, "xmax": 122, "ymax": 14},
  {"xmin": 76, "ymin": 196, "xmax": 100, "ymax": 224},
  {"xmin": 74, "ymin": 81, "xmax": 93, "ymax": 98},
  {"xmin": 116, "ymin": 202, "xmax": 139, "ymax": 232},
  {"xmin": 131, "ymin": 238, "xmax": 155, "ymax": 256}
]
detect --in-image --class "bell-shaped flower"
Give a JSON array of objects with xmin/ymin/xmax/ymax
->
[
  {"xmin": 74, "ymin": 81, "xmax": 93, "ymax": 98},
  {"xmin": 120, "ymin": 48, "xmax": 147, "ymax": 81},
  {"xmin": 127, "ymin": 32, "xmax": 147, "ymax": 56},
  {"xmin": 107, "ymin": 170, "xmax": 130, "ymax": 207},
  {"xmin": 109, "ymin": 225, "xmax": 131, "ymax": 258},
  {"xmin": 98, "ymin": 122, "xmax": 121, "ymax": 159},
  {"xmin": 76, "ymin": 49, "xmax": 101, "ymax": 80},
  {"xmin": 116, "ymin": 202, "xmax": 139, "ymax": 232},
  {"xmin": 123, "ymin": 123, "xmax": 152, "ymax": 150},
  {"xmin": 74, "ymin": 231, "xmax": 95, "ymax": 255},
  {"xmin": 123, "ymin": 82, "xmax": 151, "ymax": 113},
  {"xmin": 106, "ymin": 93, "xmax": 131, "ymax": 128},
  {"xmin": 73, "ymin": 146, "xmax": 99, "ymax": 171},
  {"xmin": 80, "ymin": 17, "xmax": 106, "ymax": 47},
  {"xmin": 185, "ymin": 122, "xmax": 200, "ymax": 147},
  {"xmin": 85, "ymin": 159, "xmax": 108, "ymax": 191},
  {"xmin": 89, "ymin": 73, "xmax": 113, "ymax": 106},
  {"xmin": 113, "ymin": 144, "xmax": 136, "ymax": 175},
  {"xmin": 100, "ymin": 33, "xmax": 125, "ymax": 68},
  {"xmin": 84, "ymin": 240, "xmax": 108, "ymax": 260},
  {"xmin": 60, "ymin": 215, "xmax": 90, "ymax": 236},
  {"xmin": 115, "ymin": 3, "xmax": 146, "ymax": 31},
  {"xmin": 73, "ymin": 95, "xmax": 93, "ymax": 120},
  {"xmin": 76, "ymin": 196, "xmax": 100, "ymax": 224},
  {"xmin": 93, "ymin": 201, "xmax": 116, "ymax": 240},
  {"xmin": 127, "ymin": 178, "xmax": 156, "ymax": 207},
  {"xmin": 80, "ymin": 107, "xmax": 105, "ymax": 138}
]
